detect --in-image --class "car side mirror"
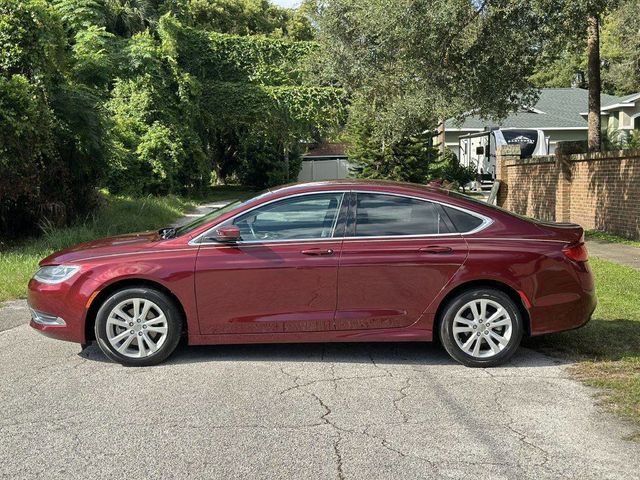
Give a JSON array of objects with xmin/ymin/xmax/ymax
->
[{"xmin": 214, "ymin": 225, "xmax": 241, "ymax": 243}]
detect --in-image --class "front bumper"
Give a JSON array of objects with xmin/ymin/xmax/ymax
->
[
  {"xmin": 30, "ymin": 308, "xmax": 67, "ymax": 326},
  {"xmin": 27, "ymin": 276, "xmax": 100, "ymax": 344}
]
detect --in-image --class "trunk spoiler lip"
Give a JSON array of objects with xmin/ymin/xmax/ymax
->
[{"xmin": 531, "ymin": 220, "xmax": 584, "ymax": 244}]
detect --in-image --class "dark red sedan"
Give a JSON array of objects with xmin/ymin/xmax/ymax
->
[{"xmin": 28, "ymin": 180, "xmax": 596, "ymax": 367}]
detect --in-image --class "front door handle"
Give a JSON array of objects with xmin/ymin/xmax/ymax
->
[
  {"xmin": 301, "ymin": 248, "xmax": 334, "ymax": 256},
  {"xmin": 419, "ymin": 246, "xmax": 452, "ymax": 254}
]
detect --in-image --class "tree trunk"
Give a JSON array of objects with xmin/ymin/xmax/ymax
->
[
  {"xmin": 438, "ymin": 118, "xmax": 446, "ymax": 155},
  {"xmin": 283, "ymin": 144, "xmax": 290, "ymax": 180},
  {"xmin": 213, "ymin": 130, "xmax": 227, "ymax": 185},
  {"xmin": 587, "ymin": 14, "xmax": 601, "ymax": 152}
]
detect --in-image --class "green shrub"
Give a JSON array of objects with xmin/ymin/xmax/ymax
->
[
  {"xmin": 555, "ymin": 140, "xmax": 588, "ymax": 155},
  {"xmin": 0, "ymin": 0, "xmax": 108, "ymax": 238},
  {"xmin": 347, "ymin": 118, "xmax": 439, "ymax": 184},
  {"xmin": 0, "ymin": 193, "xmax": 195, "ymax": 302},
  {"xmin": 435, "ymin": 148, "xmax": 477, "ymax": 189},
  {"xmin": 236, "ymin": 130, "xmax": 304, "ymax": 188}
]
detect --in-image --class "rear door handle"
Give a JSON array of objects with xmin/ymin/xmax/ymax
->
[
  {"xmin": 419, "ymin": 246, "xmax": 452, "ymax": 254},
  {"xmin": 301, "ymin": 248, "xmax": 334, "ymax": 256}
]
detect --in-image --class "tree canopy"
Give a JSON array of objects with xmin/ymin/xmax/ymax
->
[
  {"xmin": 312, "ymin": 0, "xmax": 550, "ymax": 181},
  {"xmin": 532, "ymin": 0, "xmax": 639, "ymax": 96},
  {"xmin": 0, "ymin": 0, "xmax": 344, "ymax": 237},
  {"xmin": 3, "ymin": 0, "xmax": 639, "ymax": 237}
]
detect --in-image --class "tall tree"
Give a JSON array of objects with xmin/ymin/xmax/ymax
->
[
  {"xmin": 601, "ymin": 0, "xmax": 640, "ymax": 95},
  {"xmin": 1, "ymin": 0, "xmax": 108, "ymax": 237},
  {"xmin": 104, "ymin": 0, "xmax": 157, "ymax": 37},
  {"xmin": 587, "ymin": 13, "xmax": 602, "ymax": 151},
  {"xmin": 313, "ymin": 0, "xmax": 547, "ymax": 178},
  {"xmin": 531, "ymin": 0, "xmax": 640, "ymax": 97},
  {"xmin": 553, "ymin": 0, "xmax": 619, "ymax": 152},
  {"xmin": 532, "ymin": 0, "xmax": 619, "ymax": 151},
  {"xmin": 165, "ymin": 0, "xmax": 314, "ymax": 39}
]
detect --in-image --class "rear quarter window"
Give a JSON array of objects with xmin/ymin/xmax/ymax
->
[{"xmin": 442, "ymin": 206, "xmax": 484, "ymax": 233}]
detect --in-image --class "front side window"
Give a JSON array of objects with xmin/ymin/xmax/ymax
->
[
  {"xmin": 354, "ymin": 193, "xmax": 450, "ymax": 237},
  {"xmin": 233, "ymin": 193, "xmax": 344, "ymax": 241}
]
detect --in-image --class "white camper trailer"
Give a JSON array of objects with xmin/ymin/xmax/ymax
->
[{"xmin": 458, "ymin": 129, "xmax": 549, "ymax": 180}]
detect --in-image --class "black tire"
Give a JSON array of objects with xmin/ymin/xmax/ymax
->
[
  {"xmin": 439, "ymin": 288, "xmax": 523, "ymax": 367},
  {"xmin": 94, "ymin": 287, "xmax": 182, "ymax": 366}
]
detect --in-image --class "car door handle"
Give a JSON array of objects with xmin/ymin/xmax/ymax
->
[
  {"xmin": 301, "ymin": 248, "xmax": 334, "ymax": 256},
  {"xmin": 419, "ymin": 246, "xmax": 452, "ymax": 254}
]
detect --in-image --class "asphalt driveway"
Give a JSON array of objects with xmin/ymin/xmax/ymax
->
[
  {"xmin": 1, "ymin": 301, "xmax": 639, "ymax": 480},
  {"xmin": 2, "ymin": 203, "xmax": 638, "ymax": 479}
]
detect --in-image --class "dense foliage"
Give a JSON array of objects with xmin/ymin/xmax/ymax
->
[
  {"xmin": 4, "ymin": 0, "xmax": 637, "ymax": 238},
  {"xmin": 0, "ymin": 0, "xmax": 109, "ymax": 237},
  {"xmin": 312, "ymin": 0, "xmax": 551, "ymax": 182},
  {"xmin": 0, "ymin": 0, "xmax": 344, "ymax": 237},
  {"xmin": 531, "ymin": 0, "xmax": 638, "ymax": 96}
]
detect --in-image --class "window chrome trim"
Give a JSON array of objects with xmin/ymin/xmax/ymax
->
[
  {"xmin": 189, "ymin": 191, "xmax": 348, "ymax": 246},
  {"xmin": 190, "ymin": 189, "xmax": 493, "ymax": 246},
  {"xmin": 330, "ymin": 193, "xmax": 345, "ymax": 238},
  {"xmin": 347, "ymin": 190, "xmax": 493, "ymax": 238}
]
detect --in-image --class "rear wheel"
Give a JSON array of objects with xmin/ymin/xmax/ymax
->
[
  {"xmin": 439, "ymin": 288, "xmax": 523, "ymax": 367},
  {"xmin": 94, "ymin": 287, "xmax": 182, "ymax": 366}
]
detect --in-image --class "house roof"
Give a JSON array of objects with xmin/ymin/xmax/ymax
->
[
  {"xmin": 618, "ymin": 92, "xmax": 640, "ymax": 103},
  {"xmin": 303, "ymin": 142, "xmax": 348, "ymax": 157},
  {"xmin": 445, "ymin": 88, "xmax": 637, "ymax": 131}
]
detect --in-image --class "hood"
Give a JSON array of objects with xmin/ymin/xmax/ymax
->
[{"xmin": 40, "ymin": 231, "xmax": 162, "ymax": 265}]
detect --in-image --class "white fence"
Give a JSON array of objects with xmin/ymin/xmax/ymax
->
[{"xmin": 297, "ymin": 158, "xmax": 352, "ymax": 182}]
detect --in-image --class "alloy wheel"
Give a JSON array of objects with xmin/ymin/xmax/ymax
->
[
  {"xmin": 105, "ymin": 298, "xmax": 169, "ymax": 358},
  {"xmin": 452, "ymin": 299, "xmax": 513, "ymax": 358}
]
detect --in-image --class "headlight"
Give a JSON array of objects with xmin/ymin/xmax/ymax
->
[{"xmin": 33, "ymin": 265, "xmax": 80, "ymax": 284}]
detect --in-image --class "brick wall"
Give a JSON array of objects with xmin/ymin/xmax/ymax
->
[{"xmin": 496, "ymin": 146, "xmax": 640, "ymax": 240}]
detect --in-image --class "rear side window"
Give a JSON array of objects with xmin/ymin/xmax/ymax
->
[
  {"xmin": 442, "ymin": 206, "xmax": 484, "ymax": 233},
  {"xmin": 354, "ymin": 193, "xmax": 450, "ymax": 237}
]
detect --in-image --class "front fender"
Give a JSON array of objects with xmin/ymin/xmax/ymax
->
[{"xmin": 82, "ymin": 251, "xmax": 199, "ymax": 336}]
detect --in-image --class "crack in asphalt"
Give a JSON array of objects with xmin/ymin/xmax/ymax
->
[
  {"xmin": 392, "ymin": 377, "xmax": 411, "ymax": 424},
  {"xmin": 359, "ymin": 423, "xmax": 441, "ymax": 475},
  {"xmin": 4, "ymin": 344, "xmax": 640, "ymax": 479},
  {"xmin": 277, "ymin": 364, "xmax": 388, "ymax": 396},
  {"xmin": 482, "ymin": 368, "xmax": 554, "ymax": 472},
  {"xmin": 279, "ymin": 366, "xmax": 345, "ymax": 479},
  {"xmin": 279, "ymin": 355, "xmax": 444, "ymax": 479}
]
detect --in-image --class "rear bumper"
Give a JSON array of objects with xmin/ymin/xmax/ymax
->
[
  {"xmin": 528, "ymin": 292, "xmax": 596, "ymax": 335},
  {"xmin": 529, "ymin": 262, "xmax": 597, "ymax": 336},
  {"xmin": 27, "ymin": 277, "xmax": 99, "ymax": 344}
]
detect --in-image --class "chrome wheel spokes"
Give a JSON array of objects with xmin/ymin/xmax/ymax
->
[
  {"xmin": 452, "ymin": 299, "xmax": 513, "ymax": 359},
  {"xmin": 106, "ymin": 298, "xmax": 168, "ymax": 358}
]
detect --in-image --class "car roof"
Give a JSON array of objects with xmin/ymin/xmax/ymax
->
[
  {"xmin": 263, "ymin": 180, "xmax": 523, "ymax": 226},
  {"xmin": 268, "ymin": 179, "xmax": 447, "ymax": 198}
]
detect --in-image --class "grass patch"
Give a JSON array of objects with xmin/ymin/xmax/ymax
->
[
  {"xmin": 0, "ymin": 193, "xmax": 199, "ymax": 303},
  {"xmin": 526, "ymin": 257, "xmax": 640, "ymax": 428},
  {"xmin": 586, "ymin": 230, "xmax": 640, "ymax": 248},
  {"xmin": 0, "ymin": 187, "xmax": 252, "ymax": 303}
]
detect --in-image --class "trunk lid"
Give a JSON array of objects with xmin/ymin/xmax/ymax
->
[{"xmin": 533, "ymin": 220, "xmax": 584, "ymax": 244}]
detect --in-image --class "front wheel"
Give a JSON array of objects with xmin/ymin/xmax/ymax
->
[
  {"xmin": 439, "ymin": 288, "xmax": 524, "ymax": 367},
  {"xmin": 94, "ymin": 287, "xmax": 182, "ymax": 366}
]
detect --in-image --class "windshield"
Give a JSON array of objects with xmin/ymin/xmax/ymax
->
[{"xmin": 174, "ymin": 198, "xmax": 247, "ymax": 237}]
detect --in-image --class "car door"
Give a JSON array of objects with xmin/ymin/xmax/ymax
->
[
  {"xmin": 195, "ymin": 191, "xmax": 347, "ymax": 335},
  {"xmin": 334, "ymin": 192, "xmax": 469, "ymax": 330}
]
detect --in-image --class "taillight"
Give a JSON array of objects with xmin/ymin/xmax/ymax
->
[{"xmin": 563, "ymin": 242, "xmax": 589, "ymax": 262}]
